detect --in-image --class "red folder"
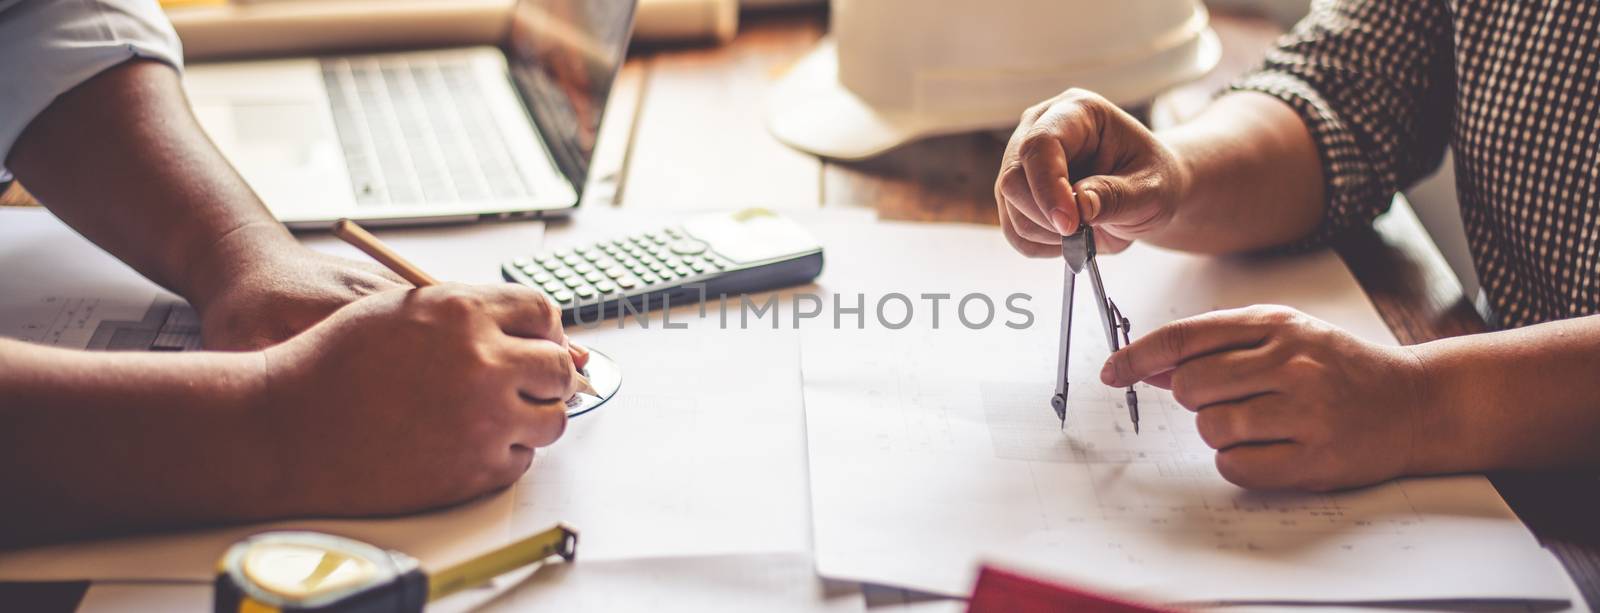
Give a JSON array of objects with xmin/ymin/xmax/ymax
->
[{"xmin": 967, "ymin": 565, "xmax": 1177, "ymax": 613}]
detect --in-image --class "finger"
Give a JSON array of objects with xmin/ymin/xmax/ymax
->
[
  {"xmin": 515, "ymin": 397, "xmax": 570, "ymax": 448},
  {"xmin": 999, "ymin": 207, "xmax": 1062, "ymax": 258},
  {"xmin": 1017, "ymin": 126, "xmax": 1078, "ymax": 234},
  {"xmin": 997, "ymin": 105, "xmax": 1061, "ymax": 235},
  {"xmin": 998, "ymin": 164, "xmax": 1058, "ymax": 234},
  {"xmin": 1003, "ymin": 193, "xmax": 1064, "ymax": 246},
  {"xmin": 1021, "ymin": 97, "xmax": 1115, "ymax": 232},
  {"xmin": 478, "ymin": 284, "xmax": 566, "ymax": 342},
  {"xmin": 1194, "ymin": 396, "xmax": 1292, "ymax": 450},
  {"xmin": 1101, "ymin": 308, "xmax": 1278, "ymax": 387},
  {"xmin": 1168, "ymin": 343, "xmax": 1284, "ymax": 410},
  {"xmin": 569, "ymin": 341, "xmax": 591, "ymax": 370},
  {"xmin": 511, "ymin": 340, "xmax": 580, "ymax": 401},
  {"xmin": 1214, "ymin": 442, "xmax": 1305, "ymax": 490}
]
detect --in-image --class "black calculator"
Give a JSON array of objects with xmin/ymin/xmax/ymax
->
[{"xmin": 503, "ymin": 209, "xmax": 825, "ymax": 323}]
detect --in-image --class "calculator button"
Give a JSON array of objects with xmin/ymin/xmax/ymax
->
[
  {"xmin": 690, "ymin": 261, "xmax": 709, "ymax": 273},
  {"xmin": 640, "ymin": 272, "xmax": 660, "ymax": 284},
  {"xmin": 594, "ymin": 280, "xmax": 618, "ymax": 294},
  {"xmin": 552, "ymin": 289, "xmax": 575, "ymax": 303},
  {"xmin": 657, "ymin": 270, "xmax": 676, "ymax": 281},
  {"xmin": 602, "ymin": 245, "xmax": 621, "ymax": 256},
  {"xmin": 538, "ymin": 256, "xmax": 561, "ymax": 269},
  {"xmin": 619, "ymin": 256, "xmax": 639, "ymax": 267},
  {"xmin": 573, "ymin": 262, "xmax": 596, "ymax": 274},
  {"xmin": 581, "ymin": 249, "xmax": 604, "ymax": 262},
  {"xmin": 662, "ymin": 255, "xmax": 682, "ymax": 267},
  {"xmin": 574, "ymin": 286, "xmax": 597, "ymax": 300},
  {"xmin": 561, "ymin": 254, "xmax": 583, "ymax": 266},
  {"xmin": 673, "ymin": 265, "xmax": 693, "ymax": 277},
  {"xmin": 629, "ymin": 264, "xmax": 650, "ymax": 276},
  {"xmin": 648, "ymin": 261, "xmax": 667, "ymax": 272},
  {"xmin": 531, "ymin": 271, "xmax": 554, "ymax": 284},
  {"xmin": 552, "ymin": 267, "xmax": 576, "ymax": 279},
  {"xmin": 601, "ymin": 266, "xmax": 623, "ymax": 278},
  {"xmin": 616, "ymin": 277, "xmax": 638, "ymax": 290},
  {"xmin": 520, "ymin": 264, "xmax": 542, "ymax": 276},
  {"xmin": 668, "ymin": 239, "xmax": 708, "ymax": 255},
  {"xmin": 584, "ymin": 271, "xmax": 606, "ymax": 284},
  {"xmin": 541, "ymin": 281, "xmax": 566, "ymax": 294},
  {"xmin": 593, "ymin": 258, "xmax": 618, "ymax": 269},
  {"xmin": 554, "ymin": 248, "xmax": 574, "ymax": 257},
  {"xmin": 512, "ymin": 257, "xmax": 532, "ymax": 268},
  {"xmin": 665, "ymin": 227, "xmax": 684, "ymax": 238}
]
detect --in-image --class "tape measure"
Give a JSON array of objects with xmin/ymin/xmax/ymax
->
[{"xmin": 214, "ymin": 524, "xmax": 577, "ymax": 612}]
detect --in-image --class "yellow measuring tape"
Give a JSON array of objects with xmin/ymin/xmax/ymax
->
[{"xmin": 214, "ymin": 524, "xmax": 577, "ymax": 613}]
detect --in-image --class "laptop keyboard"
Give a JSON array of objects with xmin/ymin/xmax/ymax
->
[{"xmin": 321, "ymin": 56, "xmax": 534, "ymax": 207}]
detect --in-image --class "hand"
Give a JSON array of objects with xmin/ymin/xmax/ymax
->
[
  {"xmin": 995, "ymin": 89, "xmax": 1190, "ymax": 257},
  {"xmin": 196, "ymin": 247, "xmax": 408, "ymax": 350},
  {"xmin": 256, "ymin": 284, "xmax": 581, "ymax": 517},
  {"xmin": 1100, "ymin": 306, "xmax": 1427, "ymax": 492}
]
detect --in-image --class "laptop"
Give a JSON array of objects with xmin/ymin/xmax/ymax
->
[{"xmin": 183, "ymin": 0, "xmax": 638, "ymax": 228}]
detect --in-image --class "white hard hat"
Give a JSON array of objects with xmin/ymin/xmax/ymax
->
[{"xmin": 767, "ymin": 0, "xmax": 1221, "ymax": 160}]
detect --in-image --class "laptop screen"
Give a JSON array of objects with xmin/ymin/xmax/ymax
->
[{"xmin": 504, "ymin": 0, "xmax": 638, "ymax": 199}]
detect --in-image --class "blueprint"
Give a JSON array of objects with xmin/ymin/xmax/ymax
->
[{"xmin": 799, "ymin": 228, "xmax": 1572, "ymax": 605}]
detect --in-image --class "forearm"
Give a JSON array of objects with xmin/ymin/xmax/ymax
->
[
  {"xmin": 1408, "ymin": 315, "xmax": 1600, "ymax": 474},
  {"xmin": 1146, "ymin": 92, "xmax": 1327, "ymax": 254},
  {"xmin": 0, "ymin": 339, "xmax": 279, "ymax": 547},
  {"xmin": 6, "ymin": 59, "xmax": 297, "ymax": 312}
]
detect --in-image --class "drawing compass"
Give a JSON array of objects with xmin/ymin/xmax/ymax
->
[{"xmin": 1051, "ymin": 226, "xmax": 1139, "ymax": 433}]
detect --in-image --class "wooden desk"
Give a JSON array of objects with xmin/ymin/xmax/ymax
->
[{"xmin": 6, "ymin": 8, "xmax": 1599, "ymax": 611}]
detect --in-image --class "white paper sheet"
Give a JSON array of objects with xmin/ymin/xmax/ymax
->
[
  {"xmin": 0, "ymin": 209, "xmax": 543, "ymax": 580},
  {"xmin": 473, "ymin": 553, "xmax": 864, "ymax": 612},
  {"xmin": 508, "ymin": 324, "xmax": 813, "ymax": 560},
  {"xmin": 796, "ymin": 222, "xmax": 1571, "ymax": 604}
]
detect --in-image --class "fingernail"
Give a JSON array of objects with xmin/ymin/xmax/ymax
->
[
  {"xmin": 570, "ymin": 342, "xmax": 590, "ymax": 358},
  {"xmin": 1050, "ymin": 208, "xmax": 1075, "ymax": 235},
  {"xmin": 1100, "ymin": 358, "xmax": 1116, "ymax": 385},
  {"xmin": 1083, "ymin": 190, "xmax": 1102, "ymax": 222}
]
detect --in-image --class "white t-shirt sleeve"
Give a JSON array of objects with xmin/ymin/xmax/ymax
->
[{"xmin": 0, "ymin": 0, "xmax": 184, "ymax": 181}]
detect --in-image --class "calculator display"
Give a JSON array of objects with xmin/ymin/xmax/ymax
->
[{"xmin": 681, "ymin": 209, "xmax": 822, "ymax": 264}]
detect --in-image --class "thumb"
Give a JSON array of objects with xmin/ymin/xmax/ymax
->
[{"xmin": 1072, "ymin": 175, "xmax": 1146, "ymax": 226}]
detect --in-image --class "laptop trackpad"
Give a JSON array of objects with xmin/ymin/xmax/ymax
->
[
  {"xmin": 191, "ymin": 99, "xmax": 351, "ymax": 211},
  {"xmin": 194, "ymin": 100, "xmax": 330, "ymax": 166}
]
